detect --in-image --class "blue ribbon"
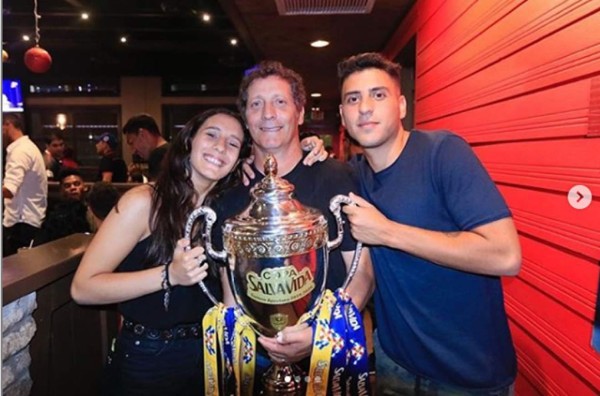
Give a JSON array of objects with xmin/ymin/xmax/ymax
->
[
  {"xmin": 222, "ymin": 306, "xmax": 237, "ymax": 394},
  {"xmin": 315, "ymin": 289, "xmax": 371, "ymax": 396}
]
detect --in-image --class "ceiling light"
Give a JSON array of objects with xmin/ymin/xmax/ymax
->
[
  {"xmin": 310, "ymin": 92, "xmax": 322, "ymax": 98},
  {"xmin": 22, "ymin": 35, "xmax": 30, "ymax": 41},
  {"xmin": 230, "ymin": 38, "xmax": 238, "ymax": 46},
  {"xmin": 120, "ymin": 36, "xmax": 127, "ymax": 43},
  {"xmin": 56, "ymin": 113, "xmax": 67, "ymax": 130},
  {"xmin": 310, "ymin": 40, "xmax": 329, "ymax": 48},
  {"xmin": 81, "ymin": 12, "xmax": 89, "ymax": 20},
  {"xmin": 202, "ymin": 13, "xmax": 211, "ymax": 22}
]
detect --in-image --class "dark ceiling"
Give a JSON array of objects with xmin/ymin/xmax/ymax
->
[{"xmin": 2, "ymin": 0, "xmax": 414, "ymax": 115}]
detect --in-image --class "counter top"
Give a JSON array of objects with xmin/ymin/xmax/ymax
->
[{"xmin": 2, "ymin": 233, "xmax": 93, "ymax": 305}]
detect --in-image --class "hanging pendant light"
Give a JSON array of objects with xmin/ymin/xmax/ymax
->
[{"xmin": 24, "ymin": 0, "xmax": 52, "ymax": 73}]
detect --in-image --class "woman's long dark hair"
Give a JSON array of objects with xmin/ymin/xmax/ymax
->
[{"xmin": 145, "ymin": 108, "xmax": 252, "ymax": 269}]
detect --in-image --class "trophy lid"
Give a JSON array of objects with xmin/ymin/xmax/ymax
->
[{"xmin": 223, "ymin": 155, "xmax": 328, "ymax": 258}]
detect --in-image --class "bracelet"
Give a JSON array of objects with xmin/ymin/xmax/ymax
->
[{"xmin": 161, "ymin": 262, "xmax": 172, "ymax": 311}]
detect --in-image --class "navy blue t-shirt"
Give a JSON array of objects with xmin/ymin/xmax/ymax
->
[{"xmin": 355, "ymin": 130, "xmax": 516, "ymax": 390}]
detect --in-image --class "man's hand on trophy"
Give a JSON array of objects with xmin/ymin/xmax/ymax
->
[
  {"xmin": 169, "ymin": 238, "xmax": 210, "ymax": 286},
  {"xmin": 342, "ymin": 192, "xmax": 392, "ymax": 246},
  {"xmin": 258, "ymin": 322, "xmax": 312, "ymax": 364}
]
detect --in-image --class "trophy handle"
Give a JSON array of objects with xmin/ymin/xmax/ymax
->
[
  {"xmin": 328, "ymin": 194, "xmax": 363, "ymax": 291},
  {"xmin": 184, "ymin": 206, "xmax": 227, "ymax": 305}
]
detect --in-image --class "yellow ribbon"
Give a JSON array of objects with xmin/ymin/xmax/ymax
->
[
  {"xmin": 202, "ymin": 303, "xmax": 225, "ymax": 396},
  {"xmin": 204, "ymin": 290, "xmax": 339, "ymax": 396},
  {"xmin": 306, "ymin": 289, "xmax": 336, "ymax": 396},
  {"xmin": 233, "ymin": 311, "xmax": 256, "ymax": 396}
]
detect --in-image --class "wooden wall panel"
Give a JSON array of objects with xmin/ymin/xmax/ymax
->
[
  {"xmin": 417, "ymin": 9, "xmax": 600, "ymax": 123},
  {"xmin": 478, "ymin": 138, "xmax": 600, "ymax": 193},
  {"xmin": 416, "ymin": 1, "xmax": 600, "ymax": 103},
  {"xmin": 506, "ymin": 276, "xmax": 600, "ymax": 393},
  {"xmin": 499, "ymin": 185, "xmax": 600, "ymax": 259},
  {"xmin": 417, "ymin": 0, "xmax": 525, "ymax": 85},
  {"xmin": 510, "ymin": 322, "xmax": 596, "ymax": 396},
  {"xmin": 384, "ymin": 0, "xmax": 600, "ymax": 394},
  {"xmin": 514, "ymin": 236, "xmax": 597, "ymax": 322},
  {"xmin": 420, "ymin": 79, "xmax": 593, "ymax": 143}
]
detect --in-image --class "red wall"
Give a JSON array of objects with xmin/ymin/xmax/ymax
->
[{"xmin": 384, "ymin": 1, "xmax": 600, "ymax": 394}]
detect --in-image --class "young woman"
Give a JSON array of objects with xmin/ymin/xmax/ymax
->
[{"xmin": 71, "ymin": 108, "xmax": 252, "ymax": 396}]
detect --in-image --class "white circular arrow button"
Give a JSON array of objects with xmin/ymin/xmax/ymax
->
[{"xmin": 567, "ymin": 185, "xmax": 592, "ymax": 210}]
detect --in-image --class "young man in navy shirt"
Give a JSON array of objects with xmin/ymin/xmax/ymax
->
[{"xmin": 338, "ymin": 52, "xmax": 521, "ymax": 395}]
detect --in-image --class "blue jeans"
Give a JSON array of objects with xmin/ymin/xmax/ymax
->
[
  {"xmin": 373, "ymin": 331, "xmax": 515, "ymax": 396},
  {"xmin": 101, "ymin": 332, "xmax": 204, "ymax": 396}
]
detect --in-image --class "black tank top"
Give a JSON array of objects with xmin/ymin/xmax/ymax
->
[{"xmin": 117, "ymin": 236, "xmax": 223, "ymax": 328}]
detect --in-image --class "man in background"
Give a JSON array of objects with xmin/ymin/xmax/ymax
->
[
  {"xmin": 2, "ymin": 113, "xmax": 47, "ymax": 256},
  {"xmin": 43, "ymin": 130, "xmax": 65, "ymax": 180},
  {"xmin": 95, "ymin": 132, "xmax": 128, "ymax": 182},
  {"xmin": 33, "ymin": 168, "xmax": 90, "ymax": 246},
  {"xmin": 122, "ymin": 114, "xmax": 169, "ymax": 181},
  {"xmin": 86, "ymin": 181, "xmax": 120, "ymax": 231},
  {"xmin": 57, "ymin": 168, "xmax": 86, "ymax": 201}
]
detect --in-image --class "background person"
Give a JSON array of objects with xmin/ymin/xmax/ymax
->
[
  {"xmin": 61, "ymin": 146, "xmax": 79, "ymax": 169},
  {"xmin": 57, "ymin": 168, "xmax": 86, "ymax": 201},
  {"xmin": 85, "ymin": 181, "xmax": 121, "ymax": 231},
  {"xmin": 122, "ymin": 114, "xmax": 169, "ymax": 181},
  {"xmin": 43, "ymin": 130, "xmax": 65, "ymax": 180},
  {"xmin": 95, "ymin": 132, "xmax": 128, "ymax": 183},
  {"xmin": 2, "ymin": 113, "xmax": 48, "ymax": 256},
  {"xmin": 338, "ymin": 52, "xmax": 521, "ymax": 395},
  {"xmin": 33, "ymin": 168, "xmax": 90, "ymax": 246}
]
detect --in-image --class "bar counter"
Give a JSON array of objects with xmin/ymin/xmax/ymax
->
[
  {"xmin": 2, "ymin": 233, "xmax": 117, "ymax": 396},
  {"xmin": 3, "ymin": 233, "xmax": 92, "ymax": 304}
]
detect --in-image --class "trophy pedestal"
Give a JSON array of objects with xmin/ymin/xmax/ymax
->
[{"xmin": 261, "ymin": 363, "xmax": 305, "ymax": 395}]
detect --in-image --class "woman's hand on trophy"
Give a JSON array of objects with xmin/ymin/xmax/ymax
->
[
  {"xmin": 258, "ymin": 322, "xmax": 312, "ymax": 364},
  {"xmin": 169, "ymin": 238, "xmax": 209, "ymax": 286}
]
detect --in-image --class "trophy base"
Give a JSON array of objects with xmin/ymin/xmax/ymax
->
[{"xmin": 261, "ymin": 363, "xmax": 305, "ymax": 395}]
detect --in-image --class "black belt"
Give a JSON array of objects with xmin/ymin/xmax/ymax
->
[{"xmin": 122, "ymin": 319, "xmax": 202, "ymax": 340}]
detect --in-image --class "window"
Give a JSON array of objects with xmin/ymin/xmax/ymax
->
[{"xmin": 27, "ymin": 106, "xmax": 121, "ymax": 181}]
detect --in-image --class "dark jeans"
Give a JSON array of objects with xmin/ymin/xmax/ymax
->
[
  {"xmin": 101, "ymin": 331, "xmax": 204, "ymax": 396},
  {"xmin": 3, "ymin": 223, "xmax": 39, "ymax": 257},
  {"xmin": 374, "ymin": 331, "xmax": 515, "ymax": 396}
]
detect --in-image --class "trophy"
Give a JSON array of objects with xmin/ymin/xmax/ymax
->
[{"xmin": 185, "ymin": 156, "xmax": 363, "ymax": 395}]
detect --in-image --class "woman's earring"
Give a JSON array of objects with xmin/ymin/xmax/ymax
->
[
  {"xmin": 184, "ymin": 157, "xmax": 191, "ymax": 179},
  {"xmin": 184, "ymin": 164, "xmax": 190, "ymax": 179}
]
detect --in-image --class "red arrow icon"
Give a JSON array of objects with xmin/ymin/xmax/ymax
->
[{"xmin": 576, "ymin": 191, "xmax": 584, "ymax": 202}]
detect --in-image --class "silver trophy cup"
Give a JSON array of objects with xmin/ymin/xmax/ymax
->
[{"xmin": 185, "ymin": 156, "xmax": 362, "ymax": 395}]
